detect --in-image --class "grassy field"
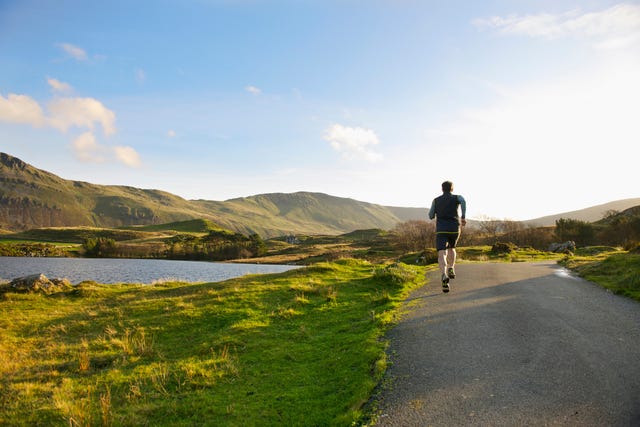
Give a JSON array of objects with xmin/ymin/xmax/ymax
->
[
  {"xmin": 0, "ymin": 259, "xmax": 427, "ymax": 426},
  {"xmin": 560, "ymin": 246, "xmax": 640, "ymax": 301}
]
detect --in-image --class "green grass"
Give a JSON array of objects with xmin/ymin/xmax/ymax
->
[
  {"xmin": 560, "ymin": 247, "xmax": 640, "ymax": 301},
  {"xmin": 457, "ymin": 246, "xmax": 563, "ymax": 263},
  {"xmin": 125, "ymin": 219, "xmax": 224, "ymax": 234},
  {"xmin": 5, "ymin": 227, "xmax": 158, "ymax": 244},
  {"xmin": 0, "ymin": 259, "xmax": 425, "ymax": 426}
]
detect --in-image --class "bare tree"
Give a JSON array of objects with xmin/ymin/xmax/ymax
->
[
  {"xmin": 476, "ymin": 215, "xmax": 501, "ymax": 241},
  {"xmin": 392, "ymin": 220, "xmax": 436, "ymax": 251}
]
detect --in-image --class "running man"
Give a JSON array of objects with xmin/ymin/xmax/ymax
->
[{"xmin": 428, "ymin": 181, "xmax": 466, "ymax": 292}]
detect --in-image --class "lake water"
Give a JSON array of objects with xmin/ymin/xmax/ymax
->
[{"xmin": 0, "ymin": 257, "xmax": 300, "ymax": 284}]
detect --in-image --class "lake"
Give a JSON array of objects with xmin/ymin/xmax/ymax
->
[{"xmin": 0, "ymin": 257, "xmax": 300, "ymax": 284}]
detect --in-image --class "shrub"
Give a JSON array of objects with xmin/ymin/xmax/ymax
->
[
  {"xmin": 491, "ymin": 242, "xmax": 517, "ymax": 254},
  {"xmin": 373, "ymin": 263, "xmax": 418, "ymax": 286},
  {"xmin": 626, "ymin": 242, "xmax": 640, "ymax": 254}
]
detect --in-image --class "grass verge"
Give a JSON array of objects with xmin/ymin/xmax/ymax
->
[
  {"xmin": 560, "ymin": 247, "xmax": 640, "ymax": 301},
  {"xmin": 0, "ymin": 259, "xmax": 425, "ymax": 426}
]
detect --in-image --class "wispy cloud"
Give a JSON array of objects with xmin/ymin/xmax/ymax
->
[
  {"xmin": 72, "ymin": 131, "xmax": 105, "ymax": 163},
  {"xmin": 245, "ymin": 85, "xmax": 262, "ymax": 95},
  {"xmin": 114, "ymin": 146, "xmax": 142, "ymax": 167},
  {"xmin": 167, "ymin": 129, "xmax": 177, "ymax": 137},
  {"xmin": 323, "ymin": 124, "xmax": 382, "ymax": 163},
  {"xmin": 47, "ymin": 77, "xmax": 73, "ymax": 94},
  {"xmin": 56, "ymin": 42, "xmax": 88, "ymax": 61},
  {"xmin": 474, "ymin": 3, "xmax": 640, "ymax": 49}
]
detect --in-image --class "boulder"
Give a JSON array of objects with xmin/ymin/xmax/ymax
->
[
  {"xmin": 491, "ymin": 242, "xmax": 517, "ymax": 253},
  {"xmin": 5, "ymin": 274, "xmax": 72, "ymax": 294},
  {"xmin": 548, "ymin": 241, "xmax": 576, "ymax": 253}
]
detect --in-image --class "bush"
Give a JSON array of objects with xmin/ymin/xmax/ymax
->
[
  {"xmin": 626, "ymin": 242, "xmax": 640, "ymax": 254},
  {"xmin": 373, "ymin": 263, "xmax": 418, "ymax": 286},
  {"xmin": 491, "ymin": 242, "xmax": 517, "ymax": 254},
  {"xmin": 420, "ymin": 248, "xmax": 438, "ymax": 264}
]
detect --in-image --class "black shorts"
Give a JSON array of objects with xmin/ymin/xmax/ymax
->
[{"xmin": 436, "ymin": 232, "xmax": 459, "ymax": 251}]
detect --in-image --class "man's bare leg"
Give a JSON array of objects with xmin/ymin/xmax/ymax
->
[
  {"xmin": 446, "ymin": 248, "xmax": 457, "ymax": 278},
  {"xmin": 438, "ymin": 249, "xmax": 448, "ymax": 276},
  {"xmin": 438, "ymin": 249, "xmax": 450, "ymax": 292}
]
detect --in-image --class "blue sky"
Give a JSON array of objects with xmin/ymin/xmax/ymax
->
[{"xmin": 1, "ymin": 0, "xmax": 639, "ymax": 220}]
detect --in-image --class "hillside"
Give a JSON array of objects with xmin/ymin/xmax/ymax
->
[
  {"xmin": 4, "ymin": 152, "xmax": 636, "ymax": 237},
  {"xmin": 0, "ymin": 153, "xmax": 219, "ymax": 230},
  {"xmin": 524, "ymin": 198, "xmax": 640, "ymax": 227},
  {"xmin": 192, "ymin": 192, "xmax": 413, "ymax": 236},
  {"xmin": 0, "ymin": 153, "xmax": 422, "ymax": 237}
]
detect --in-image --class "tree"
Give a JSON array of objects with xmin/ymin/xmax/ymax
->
[
  {"xmin": 249, "ymin": 233, "xmax": 267, "ymax": 257},
  {"xmin": 554, "ymin": 218, "xmax": 595, "ymax": 246},
  {"xmin": 476, "ymin": 215, "xmax": 501, "ymax": 241},
  {"xmin": 392, "ymin": 220, "xmax": 435, "ymax": 251},
  {"xmin": 83, "ymin": 237, "xmax": 117, "ymax": 257}
]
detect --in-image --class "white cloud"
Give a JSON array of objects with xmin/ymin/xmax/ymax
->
[
  {"xmin": 245, "ymin": 85, "xmax": 262, "ymax": 95},
  {"xmin": 72, "ymin": 131, "xmax": 105, "ymax": 163},
  {"xmin": 114, "ymin": 146, "xmax": 142, "ymax": 168},
  {"xmin": 1, "ymin": 92, "xmax": 115, "ymax": 136},
  {"xmin": 71, "ymin": 132, "xmax": 142, "ymax": 168},
  {"xmin": 167, "ymin": 129, "xmax": 177, "ymax": 137},
  {"xmin": 474, "ymin": 3, "xmax": 640, "ymax": 49},
  {"xmin": 0, "ymin": 93, "xmax": 46, "ymax": 127},
  {"xmin": 47, "ymin": 97, "xmax": 116, "ymax": 136},
  {"xmin": 1, "ymin": 82, "xmax": 143, "ymax": 168},
  {"xmin": 47, "ymin": 77, "xmax": 73, "ymax": 94},
  {"xmin": 57, "ymin": 43, "xmax": 88, "ymax": 61},
  {"xmin": 323, "ymin": 124, "xmax": 383, "ymax": 163}
]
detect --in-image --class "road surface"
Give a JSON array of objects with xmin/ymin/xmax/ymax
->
[{"xmin": 374, "ymin": 261, "xmax": 640, "ymax": 426}]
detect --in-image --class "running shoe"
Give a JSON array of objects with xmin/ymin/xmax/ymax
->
[
  {"xmin": 441, "ymin": 274, "xmax": 450, "ymax": 293},
  {"xmin": 447, "ymin": 267, "xmax": 456, "ymax": 279}
]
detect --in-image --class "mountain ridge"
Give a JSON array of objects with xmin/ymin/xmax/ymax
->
[
  {"xmin": 522, "ymin": 198, "xmax": 640, "ymax": 227},
  {"xmin": 1, "ymin": 152, "xmax": 638, "ymax": 236}
]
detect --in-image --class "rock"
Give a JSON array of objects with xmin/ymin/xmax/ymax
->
[
  {"xmin": 549, "ymin": 241, "xmax": 576, "ymax": 253},
  {"xmin": 491, "ymin": 242, "xmax": 517, "ymax": 253},
  {"xmin": 6, "ymin": 274, "xmax": 71, "ymax": 294}
]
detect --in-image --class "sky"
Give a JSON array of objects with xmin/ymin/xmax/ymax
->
[{"xmin": 1, "ymin": 0, "xmax": 639, "ymax": 221}]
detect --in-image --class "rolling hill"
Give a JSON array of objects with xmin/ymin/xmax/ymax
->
[
  {"xmin": 523, "ymin": 198, "xmax": 640, "ymax": 227},
  {"xmin": 0, "ymin": 153, "xmax": 423, "ymax": 237},
  {"xmin": 2, "ymin": 152, "xmax": 638, "ymax": 237}
]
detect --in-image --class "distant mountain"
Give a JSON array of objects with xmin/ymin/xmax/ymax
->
[
  {"xmin": 524, "ymin": 198, "xmax": 640, "ymax": 227},
  {"xmin": 192, "ymin": 192, "xmax": 417, "ymax": 236},
  {"xmin": 3, "ymin": 152, "xmax": 636, "ymax": 236},
  {"xmin": 0, "ymin": 152, "xmax": 422, "ymax": 236},
  {"xmin": 0, "ymin": 152, "xmax": 217, "ymax": 230}
]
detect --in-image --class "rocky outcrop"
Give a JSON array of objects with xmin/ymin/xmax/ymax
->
[
  {"xmin": 549, "ymin": 241, "xmax": 576, "ymax": 253},
  {"xmin": 1, "ymin": 274, "xmax": 72, "ymax": 294}
]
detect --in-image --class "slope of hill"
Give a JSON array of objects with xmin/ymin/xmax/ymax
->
[
  {"xmin": 3, "ymin": 152, "xmax": 636, "ymax": 237},
  {"xmin": 0, "ymin": 153, "xmax": 419, "ymax": 236},
  {"xmin": 0, "ymin": 153, "xmax": 219, "ymax": 230},
  {"xmin": 193, "ymin": 192, "xmax": 411, "ymax": 236},
  {"xmin": 524, "ymin": 198, "xmax": 640, "ymax": 227}
]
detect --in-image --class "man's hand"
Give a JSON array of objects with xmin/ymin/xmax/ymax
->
[{"xmin": 461, "ymin": 218, "xmax": 467, "ymax": 227}]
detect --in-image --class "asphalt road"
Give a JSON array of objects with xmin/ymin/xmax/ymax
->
[{"xmin": 373, "ymin": 261, "xmax": 640, "ymax": 426}]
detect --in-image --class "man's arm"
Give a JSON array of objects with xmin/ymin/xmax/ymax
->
[
  {"xmin": 458, "ymin": 195, "xmax": 467, "ymax": 226},
  {"xmin": 428, "ymin": 199, "xmax": 436, "ymax": 220}
]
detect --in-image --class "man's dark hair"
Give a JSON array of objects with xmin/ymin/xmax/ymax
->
[{"xmin": 442, "ymin": 181, "xmax": 453, "ymax": 193}]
